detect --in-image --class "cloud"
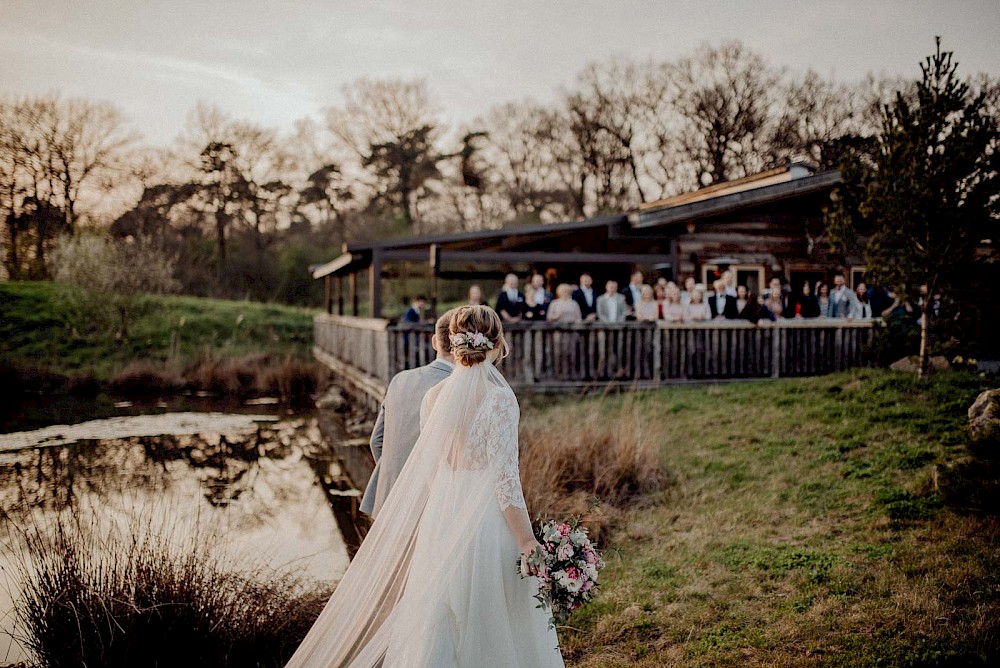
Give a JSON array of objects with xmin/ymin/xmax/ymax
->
[{"xmin": 2, "ymin": 29, "xmax": 268, "ymax": 90}]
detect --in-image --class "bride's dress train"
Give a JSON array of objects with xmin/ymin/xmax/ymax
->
[{"xmin": 286, "ymin": 355, "xmax": 564, "ymax": 667}]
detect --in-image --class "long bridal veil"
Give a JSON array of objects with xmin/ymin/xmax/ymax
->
[{"xmin": 286, "ymin": 352, "xmax": 523, "ymax": 668}]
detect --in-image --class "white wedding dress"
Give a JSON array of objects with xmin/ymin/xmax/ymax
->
[{"xmin": 286, "ymin": 354, "xmax": 564, "ymax": 668}]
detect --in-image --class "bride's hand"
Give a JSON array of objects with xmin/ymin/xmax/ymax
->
[{"xmin": 519, "ymin": 540, "xmax": 542, "ymax": 576}]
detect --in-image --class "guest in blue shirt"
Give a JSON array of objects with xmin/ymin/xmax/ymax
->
[{"xmin": 403, "ymin": 295, "xmax": 426, "ymax": 323}]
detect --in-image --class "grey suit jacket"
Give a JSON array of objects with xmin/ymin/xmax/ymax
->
[
  {"xmin": 829, "ymin": 288, "xmax": 859, "ymax": 318},
  {"xmin": 359, "ymin": 358, "xmax": 454, "ymax": 517},
  {"xmin": 597, "ymin": 293, "xmax": 627, "ymax": 322}
]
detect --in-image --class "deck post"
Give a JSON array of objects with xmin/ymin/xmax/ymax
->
[
  {"xmin": 429, "ymin": 244, "xmax": 440, "ymax": 320},
  {"xmin": 337, "ymin": 275, "xmax": 345, "ymax": 315},
  {"xmin": 349, "ymin": 272, "xmax": 358, "ymax": 316},
  {"xmin": 324, "ymin": 275, "xmax": 332, "ymax": 315},
  {"xmin": 370, "ymin": 250, "xmax": 383, "ymax": 319},
  {"xmin": 771, "ymin": 324, "xmax": 782, "ymax": 378}
]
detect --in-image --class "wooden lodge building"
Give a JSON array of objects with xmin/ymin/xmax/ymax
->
[
  {"xmin": 312, "ymin": 163, "xmax": 877, "ymax": 402},
  {"xmin": 313, "ymin": 162, "xmax": 853, "ymax": 318}
]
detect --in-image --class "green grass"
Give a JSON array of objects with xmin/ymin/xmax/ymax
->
[
  {"xmin": 0, "ymin": 281, "xmax": 317, "ymax": 379},
  {"xmin": 522, "ymin": 370, "xmax": 1000, "ymax": 667}
]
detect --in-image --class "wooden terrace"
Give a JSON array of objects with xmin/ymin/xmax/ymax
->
[{"xmin": 314, "ymin": 316, "xmax": 874, "ymax": 404}]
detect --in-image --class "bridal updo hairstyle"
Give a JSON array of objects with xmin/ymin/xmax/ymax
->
[
  {"xmin": 435, "ymin": 309, "xmax": 457, "ymax": 354},
  {"xmin": 449, "ymin": 305, "xmax": 509, "ymax": 367}
]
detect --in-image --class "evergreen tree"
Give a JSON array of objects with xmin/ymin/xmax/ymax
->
[{"xmin": 827, "ymin": 39, "xmax": 999, "ymax": 377}]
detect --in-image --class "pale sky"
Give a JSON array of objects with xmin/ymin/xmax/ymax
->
[{"xmin": 2, "ymin": 0, "xmax": 999, "ymax": 145}]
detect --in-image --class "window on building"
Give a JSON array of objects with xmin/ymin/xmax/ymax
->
[{"xmin": 701, "ymin": 264, "xmax": 764, "ymax": 294}]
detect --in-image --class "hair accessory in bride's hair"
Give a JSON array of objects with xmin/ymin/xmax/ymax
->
[{"xmin": 450, "ymin": 331, "xmax": 494, "ymax": 350}]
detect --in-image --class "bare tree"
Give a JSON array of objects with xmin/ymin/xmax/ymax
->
[
  {"xmin": 177, "ymin": 104, "xmax": 296, "ymax": 262},
  {"xmin": 774, "ymin": 71, "xmax": 872, "ymax": 168},
  {"xmin": 227, "ymin": 120, "xmax": 295, "ymax": 247},
  {"xmin": 0, "ymin": 95, "xmax": 137, "ymax": 276},
  {"xmin": 670, "ymin": 41, "xmax": 783, "ymax": 186},
  {"xmin": 47, "ymin": 97, "xmax": 138, "ymax": 231},
  {"xmin": 0, "ymin": 101, "xmax": 23, "ymax": 277},
  {"xmin": 480, "ymin": 101, "xmax": 588, "ymax": 222},
  {"xmin": 324, "ymin": 78, "xmax": 444, "ymax": 231},
  {"xmin": 325, "ymin": 78, "xmax": 442, "ymax": 156},
  {"xmin": 565, "ymin": 57, "xmax": 657, "ymax": 209}
]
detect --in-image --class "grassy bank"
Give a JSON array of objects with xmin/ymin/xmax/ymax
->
[
  {"xmin": 522, "ymin": 370, "xmax": 999, "ymax": 667},
  {"xmin": 0, "ymin": 281, "xmax": 319, "ymax": 400}
]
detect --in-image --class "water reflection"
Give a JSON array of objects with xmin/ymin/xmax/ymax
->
[{"xmin": 0, "ymin": 412, "xmax": 351, "ymax": 663}]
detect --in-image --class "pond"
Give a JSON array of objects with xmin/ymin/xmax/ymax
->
[{"xmin": 0, "ymin": 401, "xmax": 354, "ymax": 663}]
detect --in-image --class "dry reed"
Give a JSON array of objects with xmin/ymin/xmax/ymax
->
[
  {"xmin": 108, "ymin": 360, "xmax": 185, "ymax": 394},
  {"xmin": 102, "ymin": 353, "xmax": 322, "ymax": 404},
  {"xmin": 519, "ymin": 391, "xmax": 669, "ymax": 544}
]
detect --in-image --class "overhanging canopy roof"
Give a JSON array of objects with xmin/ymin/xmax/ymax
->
[
  {"xmin": 342, "ymin": 213, "xmax": 629, "ymax": 253},
  {"xmin": 312, "ymin": 252, "xmax": 365, "ymax": 279},
  {"xmin": 633, "ymin": 169, "xmax": 840, "ymax": 229},
  {"xmin": 313, "ymin": 167, "xmax": 842, "ymax": 279}
]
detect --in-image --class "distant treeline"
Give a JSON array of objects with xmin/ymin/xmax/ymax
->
[{"xmin": 1, "ymin": 40, "xmax": 997, "ymax": 304}]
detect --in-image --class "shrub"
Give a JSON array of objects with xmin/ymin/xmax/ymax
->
[
  {"xmin": 9, "ymin": 511, "xmax": 329, "ymax": 668},
  {"xmin": 51, "ymin": 234, "xmax": 178, "ymax": 341}
]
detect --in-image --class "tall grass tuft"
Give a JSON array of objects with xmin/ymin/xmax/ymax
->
[
  {"xmin": 259, "ymin": 357, "xmax": 321, "ymax": 407},
  {"xmin": 184, "ymin": 352, "xmax": 320, "ymax": 404},
  {"xmin": 108, "ymin": 360, "xmax": 186, "ymax": 395},
  {"xmin": 10, "ymin": 512, "xmax": 329, "ymax": 667},
  {"xmin": 519, "ymin": 391, "xmax": 669, "ymax": 544}
]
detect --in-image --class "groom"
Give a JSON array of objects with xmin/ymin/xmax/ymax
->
[{"xmin": 359, "ymin": 309, "xmax": 456, "ymax": 518}]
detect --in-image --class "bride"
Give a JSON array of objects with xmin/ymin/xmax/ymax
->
[{"xmin": 286, "ymin": 305, "xmax": 565, "ymax": 667}]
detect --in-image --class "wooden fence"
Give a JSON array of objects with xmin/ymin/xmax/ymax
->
[{"xmin": 316, "ymin": 316, "xmax": 875, "ymax": 398}]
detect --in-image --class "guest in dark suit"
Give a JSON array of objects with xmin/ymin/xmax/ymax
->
[
  {"xmin": 622, "ymin": 271, "xmax": 645, "ymax": 317},
  {"xmin": 708, "ymin": 280, "xmax": 738, "ymax": 319},
  {"xmin": 863, "ymin": 283, "xmax": 892, "ymax": 316},
  {"xmin": 523, "ymin": 274, "xmax": 550, "ymax": 321},
  {"xmin": 529, "ymin": 273, "xmax": 552, "ymax": 306},
  {"xmin": 494, "ymin": 273, "xmax": 525, "ymax": 322},
  {"xmin": 402, "ymin": 295, "xmax": 426, "ymax": 323},
  {"xmin": 734, "ymin": 285, "xmax": 759, "ymax": 323},
  {"xmin": 522, "ymin": 284, "xmax": 547, "ymax": 321},
  {"xmin": 571, "ymin": 273, "xmax": 599, "ymax": 322}
]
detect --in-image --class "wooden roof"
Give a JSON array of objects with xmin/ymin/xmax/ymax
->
[
  {"xmin": 634, "ymin": 168, "xmax": 839, "ymax": 229},
  {"xmin": 639, "ymin": 162, "xmax": 816, "ymax": 211},
  {"xmin": 314, "ymin": 165, "xmax": 841, "ymax": 279}
]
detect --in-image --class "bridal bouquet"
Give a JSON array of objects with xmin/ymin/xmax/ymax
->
[{"xmin": 518, "ymin": 518, "xmax": 605, "ymax": 625}]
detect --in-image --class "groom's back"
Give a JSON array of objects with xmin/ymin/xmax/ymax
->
[{"xmin": 361, "ymin": 359, "xmax": 453, "ymax": 517}]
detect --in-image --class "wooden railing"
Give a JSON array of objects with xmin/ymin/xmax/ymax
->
[
  {"xmin": 316, "ymin": 316, "xmax": 875, "ymax": 395},
  {"xmin": 313, "ymin": 315, "xmax": 390, "ymax": 402}
]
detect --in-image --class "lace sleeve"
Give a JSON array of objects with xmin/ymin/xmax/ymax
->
[{"xmin": 469, "ymin": 387, "xmax": 526, "ymax": 511}]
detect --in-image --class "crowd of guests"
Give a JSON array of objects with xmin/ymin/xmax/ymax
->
[{"xmin": 451, "ymin": 270, "xmax": 888, "ymax": 325}]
